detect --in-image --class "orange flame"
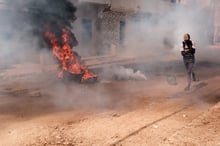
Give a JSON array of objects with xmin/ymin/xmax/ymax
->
[{"xmin": 44, "ymin": 25, "xmax": 97, "ymax": 82}]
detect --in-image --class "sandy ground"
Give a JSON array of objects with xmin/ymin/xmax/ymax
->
[{"xmin": 0, "ymin": 60, "xmax": 220, "ymax": 146}]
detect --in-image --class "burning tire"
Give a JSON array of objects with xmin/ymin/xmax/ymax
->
[{"xmin": 62, "ymin": 70, "xmax": 97, "ymax": 83}]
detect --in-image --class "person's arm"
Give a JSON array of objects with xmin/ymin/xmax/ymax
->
[
  {"xmin": 192, "ymin": 41, "xmax": 196, "ymax": 49},
  {"xmin": 181, "ymin": 50, "xmax": 186, "ymax": 56},
  {"xmin": 189, "ymin": 48, "xmax": 195, "ymax": 54},
  {"xmin": 180, "ymin": 42, "xmax": 186, "ymax": 56},
  {"xmin": 189, "ymin": 41, "xmax": 196, "ymax": 54}
]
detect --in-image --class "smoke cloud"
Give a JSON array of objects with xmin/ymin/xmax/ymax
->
[
  {"xmin": 0, "ymin": 0, "xmax": 216, "ymax": 67},
  {"xmin": 101, "ymin": 65, "xmax": 147, "ymax": 81},
  {"xmin": 0, "ymin": 1, "xmax": 35, "ymax": 66},
  {"xmin": 0, "ymin": 0, "xmax": 218, "ymax": 109},
  {"xmin": 122, "ymin": 0, "xmax": 214, "ymax": 62},
  {"xmin": 0, "ymin": 0, "xmax": 78, "ymax": 67},
  {"xmin": 27, "ymin": 0, "xmax": 78, "ymax": 49}
]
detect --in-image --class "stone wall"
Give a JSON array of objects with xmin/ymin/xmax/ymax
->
[{"xmin": 99, "ymin": 11, "xmax": 126, "ymax": 55}]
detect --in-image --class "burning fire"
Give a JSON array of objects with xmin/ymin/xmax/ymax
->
[{"xmin": 44, "ymin": 24, "xmax": 97, "ymax": 83}]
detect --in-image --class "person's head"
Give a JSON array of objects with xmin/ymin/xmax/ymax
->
[{"xmin": 184, "ymin": 33, "xmax": 190, "ymax": 41}]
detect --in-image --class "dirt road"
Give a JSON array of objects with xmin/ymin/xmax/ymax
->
[{"xmin": 0, "ymin": 62, "xmax": 220, "ymax": 146}]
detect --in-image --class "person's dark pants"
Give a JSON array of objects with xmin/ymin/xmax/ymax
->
[{"xmin": 184, "ymin": 61, "xmax": 196, "ymax": 89}]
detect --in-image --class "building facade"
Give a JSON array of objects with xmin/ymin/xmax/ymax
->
[
  {"xmin": 73, "ymin": 0, "xmax": 220, "ymax": 57},
  {"xmin": 73, "ymin": 0, "xmax": 179, "ymax": 56},
  {"xmin": 0, "ymin": 0, "xmax": 219, "ymax": 60}
]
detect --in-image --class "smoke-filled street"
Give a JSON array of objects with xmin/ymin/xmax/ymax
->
[
  {"xmin": 0, "ymin": 0, "xmax": 220, "ymax": 146},
  {"xmin": 0, "ymin": 58, "xmax": 220, "ymax": 146}
]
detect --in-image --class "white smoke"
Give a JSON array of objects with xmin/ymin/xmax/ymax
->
[
  {"xmin": 121, "ymin": 0, "xmax": 214, "ymax": 61},
  {"xmin": 0, "ymin": 0, "xmax": 218, "ymax": 110},
  {"xmin": 114, "ymin": 66, "xmax": 147, "ymax": 80},
  {"xmin": 0, "ymin": 1, "xmax": 40, "ymax": 68},
  {"xmin": 101, "ymin": 66, "xmax": 147, "ymax": 81}
]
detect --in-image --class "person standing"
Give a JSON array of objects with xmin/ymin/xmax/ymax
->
[{"xmin": 180, "ymin": 33, "xmax": 197, "ymax": 91}]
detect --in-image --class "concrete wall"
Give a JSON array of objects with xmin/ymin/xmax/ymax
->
[
  {"xmin": 73, "ymin": 0, "xmax": 178, "ymax": 56},
  {"xmin": 99, "ymin": 11, "xmax": 126, "ymax": 55},
  {"xmin": 73, "ymin": 2, "xmax": 107, "ymax": 56},
  {"xmin": 73, "ymin": 1, "xmax": 127, "ymax": 56}
]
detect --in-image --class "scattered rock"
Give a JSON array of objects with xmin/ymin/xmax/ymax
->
[
  {"xmin": 183, "ymin": 114, "xmax": 187, "ymax": 118},
  {"xmin": 167, "ymin": 75, "xmax": 177, "ymax": 85},
  {"xmin": 112, "ymin": 113, "xmax": 120, "ymax": 117},
  {"xmin": 56, "ymin": 135, "xmax": 61, "ymax": 139},
  {"xmin": 29, "ymin": 90, "xmax": 42, "ymax": 97},
  {"xmin": 202, "ymin": 120, "xmax": 210, "ymax": 125},
  {"xmin": 153, "ymin": 124, "xmax": 159, "ymax": 129}
]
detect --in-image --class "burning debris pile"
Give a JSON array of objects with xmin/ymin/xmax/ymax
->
[{"xmin": 27, "ymin": 0, "xmax": 97, "ymax": 83}]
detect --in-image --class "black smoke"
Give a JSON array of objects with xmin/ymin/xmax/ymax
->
[{"xmin": 27, "ymin": 0, "xmax": 78, "ymax": 49}]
